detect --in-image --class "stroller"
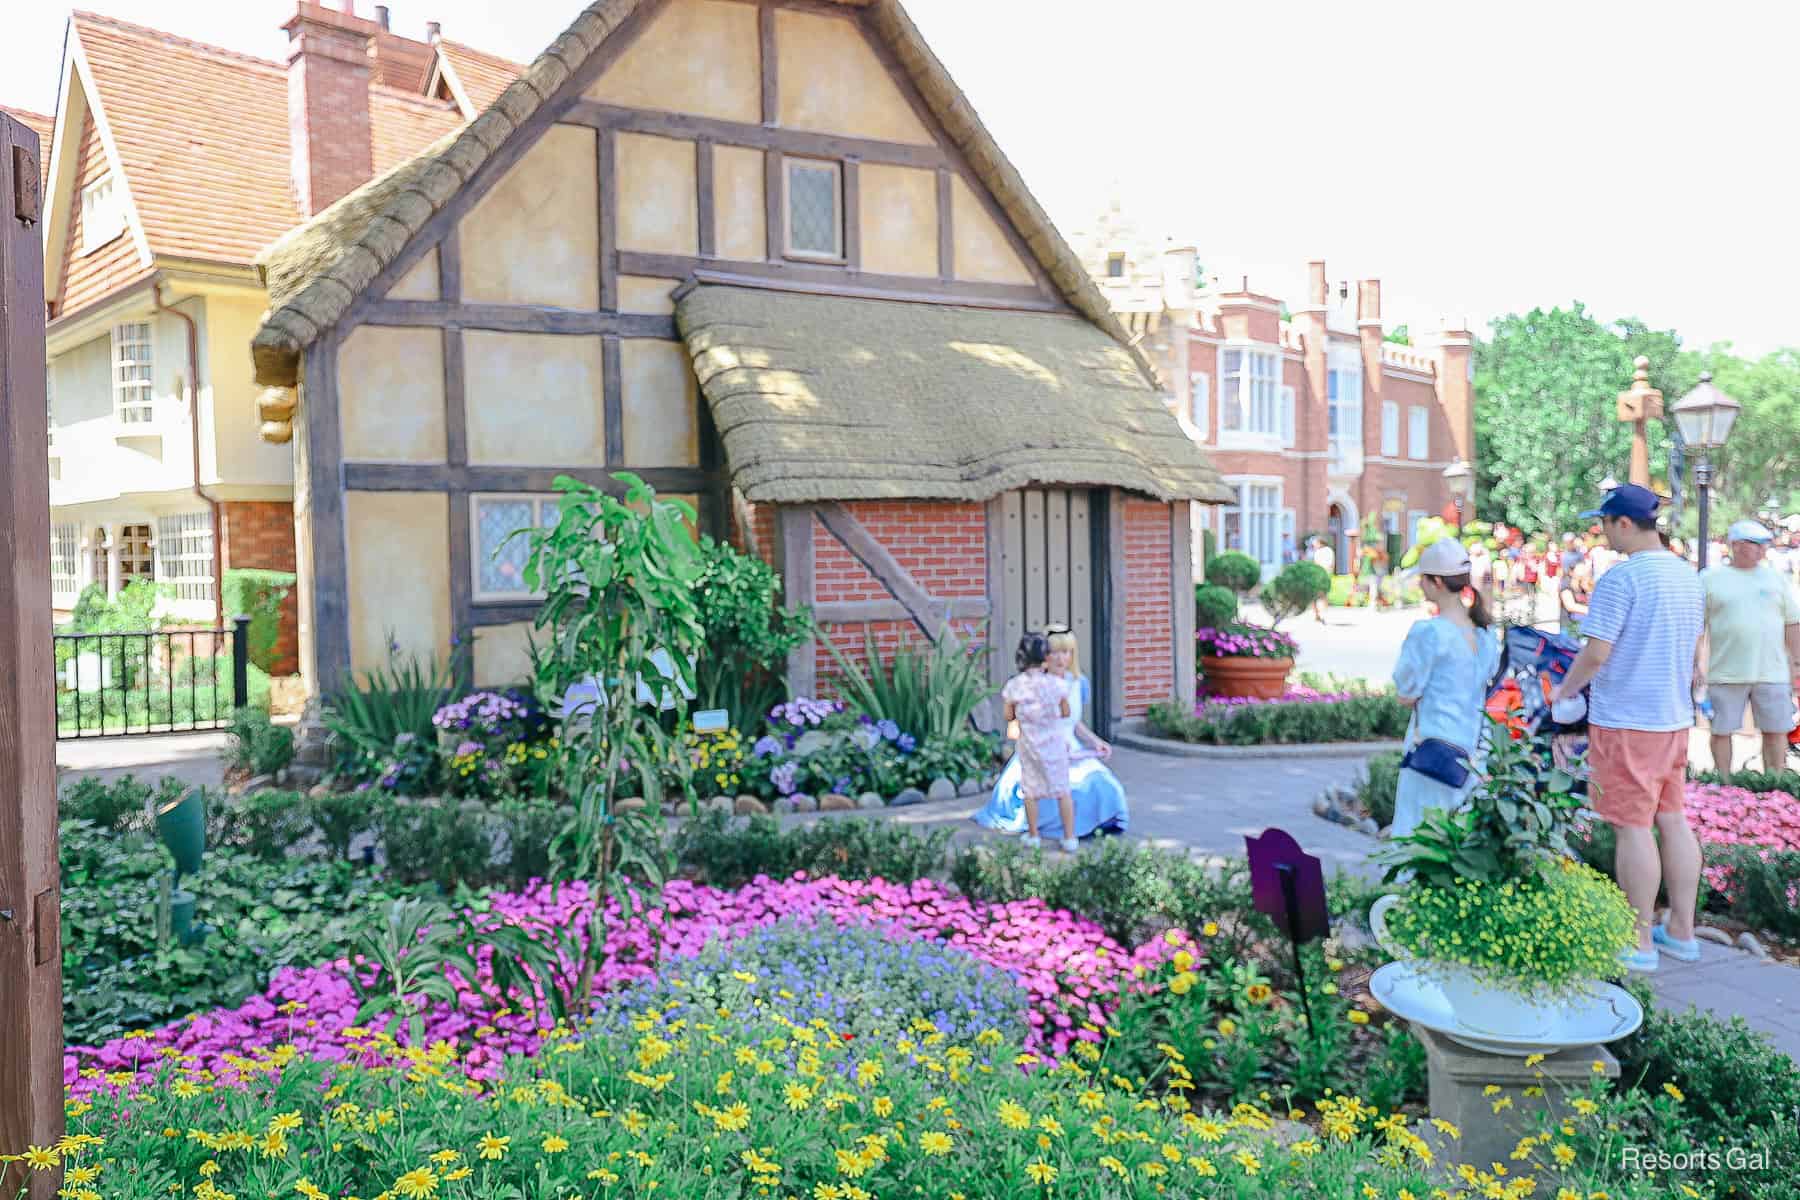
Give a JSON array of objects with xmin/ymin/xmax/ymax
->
[{"xmin": 1484, "ymin": 626, "xmax": 1591, "ymax": 796}]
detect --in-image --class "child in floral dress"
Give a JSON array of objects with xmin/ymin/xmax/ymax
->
[{"xmin": 1002, "ymin": 632, "xmax": 1076, "ymax": 853}]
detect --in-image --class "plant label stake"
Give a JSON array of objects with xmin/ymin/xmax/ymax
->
[{"xmin": 1245, "ymin": 828, "xmax": 1328, "ymax": 1039}]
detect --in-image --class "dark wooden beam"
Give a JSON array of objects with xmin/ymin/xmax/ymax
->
[
  {"xmin": 602, "ymin": 333, "xmax": 624, "ymax": 467},
  {"xmin": 936, "ymin": 167, "xmax": 953, "ymax": 281},
  {"xmin": 814, "ymin": 501, "xmax": 948, "ymax": 642},
  {"xmin": 358, "ymin": 300, "xmax": 675, "ymax": 338},
  {"xmin": 617, "ymin": 252, "xmax": 1066, "ymax": 312},
  {"xmin": 1170, "ymin": 501, "xmax": 1195, "ymax": 711},
  {"xmin": 304, "ymin": 334, "xmax": 354, "ymax": 698},
  {"xmin": 343, "ymin": 463, "xmax": 716, "ymax": 493},
  {"xmin": 597, "ymin": 126, "xmax": 617, "ymax": 312},
  {"xmin": 470, "ymin": 600, "xmax": 543, "ymax": 627},
  {"xmin": 695, "ymin": 138, "xmax": 716, "ymax": 259},
  {"xmin": 759, "ymin": 1, "xmax": 778, "ymax": 126},
  {"xmin": 563, "ymin": 101, "xmax": 953, "ymax": 172},
  {"xmin": 841, "ymin": 157, "xmax": 861, "ymax": 272},
  {"xmin": 437, "ymin": 227, "xmax": 462, "ymax": 303},
  {"xmin": 983, "ymin": 494, "xmax": 1007, "ymax": 701},
  {"xmin": 1099, "ymin": 488, "xmax": 1127, "ymax": 737},
  {"xmin": 442, "ymin": 328, "xmax": 468, "ymax": 467},
  {"xmin": 447, "ymin": 491, "xmax": 473, "ymax": 688},
  {"xmin": 814, "ymin": 597, "xmax": 987, "ymax": 626},
  {"xmin": 0, "ymin": 110, "xmax": 63, "ymax": 1200},
  {"xmin": 777, "ymin": 505, "xmax": 816, "ymax": 699},
  {"xmin": 763, "ymin": 148, "xmax": 782, "ymax": 265}
]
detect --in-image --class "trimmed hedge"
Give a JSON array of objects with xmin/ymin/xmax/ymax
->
[
  {"xmin": 221, "ymin": 568, "xmax": 296, "ymax": 672},
  {"xmin": 1147, "ymin": 693, "xmax": 1410, "ymax": 746}
]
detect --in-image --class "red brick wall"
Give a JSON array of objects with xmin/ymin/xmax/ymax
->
[
  {"xmin": 1122, "ymin": 498, "xmax": 1174, "ymax": 717},
  {"xmin": 286, "ymin": 13, "xmax": 374, "ymax": 216},
  {"xmin": 812, "ymin": 500, "xmax": 987, "ymax": 687},
  {"xmin": 219, "ymin": 501, "xmax": 299, "ymax": 676}
]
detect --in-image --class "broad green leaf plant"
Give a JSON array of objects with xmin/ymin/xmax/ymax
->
[{"xmin": 525, "ymin": 473, "xmax": 707, "ymax": 1004}]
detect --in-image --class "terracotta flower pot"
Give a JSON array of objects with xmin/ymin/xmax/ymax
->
[{"xmin": 1199, "ymin": 655, "xmax": 1294, "ymax": 700}]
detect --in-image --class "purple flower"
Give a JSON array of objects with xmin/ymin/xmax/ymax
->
[
  {"xmin": 455, "ymin": 740, "xmax": 482, "ymax": 757},
  {"xmin": 771, "ymin": 761, "xmax": 799, "ymax": 796},
  {"xmin": 897, "ymin": 733, "xmax": 916, "ymax": 753},
  {"xmin": 876, "ymin": 719, "xmax": 901, "ymax": 742},
  {"xmin": 752, "ymin": 736, "xmax": 782, "ymax": 759}
]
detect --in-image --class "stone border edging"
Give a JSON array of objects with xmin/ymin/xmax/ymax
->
[{"xmin": 1113, "ymin": 719, "xmax": 1403, "ymax": 760}]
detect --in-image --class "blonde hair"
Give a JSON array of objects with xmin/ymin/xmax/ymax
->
[{"xmin": 1047, "ymin": 629, "xmax": 1082, "ymax": 679}]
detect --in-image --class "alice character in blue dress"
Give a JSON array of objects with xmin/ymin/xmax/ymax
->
[
  {"xmin": 977, "ymin": 627, "xmax": 1129, "ymax": 841},
  {"xmin": 1391, "ymin": 539, "xmax": 1502, "ymax": 838}
]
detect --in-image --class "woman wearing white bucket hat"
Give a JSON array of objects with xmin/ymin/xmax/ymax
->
[{"xmin": 1389, "ymin": 538, "xmax": 1501, "ymax": 837}]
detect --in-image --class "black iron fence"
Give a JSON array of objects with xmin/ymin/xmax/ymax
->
[{"xmin": 55, "ymin": 616, "xmax": 251, "ymax": 740}]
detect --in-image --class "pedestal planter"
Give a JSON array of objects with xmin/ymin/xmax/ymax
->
[{"xmin": 1199, "ymin": 655, "xmax": 1294, "ymax": 700}]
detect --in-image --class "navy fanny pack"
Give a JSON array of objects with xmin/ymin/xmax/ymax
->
[{"xmin": 1400, "ymin": 737, "xmax": 1472, "ymax": 789}]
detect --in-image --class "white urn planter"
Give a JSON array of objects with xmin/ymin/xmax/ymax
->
[{"xmin": 1370, "ymin": 893, "xmax": 1564, "ymax": 1040}]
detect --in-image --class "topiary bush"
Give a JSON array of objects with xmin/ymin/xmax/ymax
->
[
  {"xmin": 1262, "ymin": 561, "xmax": 1331, "ymax": 626},
  {"xmin": 1204, "ymin": 550, "xmax": 1262, "ymax": 595},
  {"xmin": 1194, "ymin": 583, "xmax": 1238, "ymax": 629},
  {"xmin": 221, "ymin": 568, "xmax": 296, "ymax": 673}
]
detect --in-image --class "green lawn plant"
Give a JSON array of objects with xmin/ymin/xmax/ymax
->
[{"xmin": 526, "ymin": 472, "xmax": 706, "ymax": 1005}]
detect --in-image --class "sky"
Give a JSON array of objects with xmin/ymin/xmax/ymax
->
[{"xmin": 4, "ymin": 0, "xmax": 1794, "ymax": 357}]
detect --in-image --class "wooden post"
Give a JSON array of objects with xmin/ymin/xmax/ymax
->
[
  {"xmin": 1616, "ymin": 355, "xmax": 1663, "ymax": 489},
  {"xmin": 0, "ymin": 110, "xmax": 64, "ymax": 1199}
]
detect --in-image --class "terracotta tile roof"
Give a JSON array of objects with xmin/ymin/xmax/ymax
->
[
  {"xmin": 369, "ymin": 87, "xmax": 463, "ymax": 176},
  {"xmin": 432, "ymin": 40, "xmax": 524, "ymax": 116},
  {"xmin": 0, "ymin": 105, "xmax": 55, "ymax": 152}
]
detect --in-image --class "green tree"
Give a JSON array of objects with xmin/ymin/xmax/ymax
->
[
  {"xmin": 1385, "ymin": 325, "xmax": 1410, "ymax": 346},
  {"xmin": 1472, "ymin": 304, "xmax": 1684, "ymax": 534},
  {"xmin": 1675, "ymin": 346, "xmax": 1800, "ymax": 522}
]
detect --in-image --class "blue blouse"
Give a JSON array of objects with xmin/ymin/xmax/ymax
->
[{"xmin": 1392, "ymin": 617, "xmax": 1501, "ymax": 751}]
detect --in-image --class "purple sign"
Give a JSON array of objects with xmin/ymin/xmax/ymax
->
[{"xmin": 1245, "ymin": 827, "xmax": 1329, "ymax": 944}]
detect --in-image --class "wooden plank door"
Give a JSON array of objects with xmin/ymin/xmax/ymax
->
[{"xmin": 995, "ymin": 488, "xmax": 1095, "ymax": 682}]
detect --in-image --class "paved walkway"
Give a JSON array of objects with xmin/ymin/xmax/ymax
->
[{"xmin": 56, "ymin": 730, "xmax": 228, "ymax": 792}]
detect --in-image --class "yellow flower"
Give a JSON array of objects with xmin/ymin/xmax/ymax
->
[
  {"xmin": 997, "ymin": 1100, "xmax": 1031, "ymax": 1130},
  {"xmin": 1203, "ymin": 921, "xmax": 1219, "ymax": 936},
  {"xmin": 1169, "ymin": 971, "xmax": 1198, "ymax": 995},
  {"xmin": 542, "ymin": 1134, "xmax": 569, "ymax": 1154},
  {"xmin": 1164, "ymin": 929, "xmax": 1183, "ymax": 946},
  {"xmin": 1099, "ymin": 1155, "xmax": 1127, "ymax": 1177},
  {"xmin": 477, "ymin": 1133, "xmax": 510, "ymax": 1161},
  {"xmin": 1553, "ymin": 1143, "xmax": 1576, "ymax": 1166},
  {"xmin": 198, "ymin": 1161, "xmax": 220, "ymax": 1179},
  {"xmin": 1024, "ymin": 1161, "xmax": 1058, "ymax": 1185},
  {"xmin": 1172, "ymin": 949, "xmax": 1195, "ymax": 972},
  {"xmin": 427, "ymin": 1151, "xmax": 458, "ymax": 1166},
  {"xmin": 1245, "ymin": 983, "xmax": 1274, "ymax": 1005},
  {"xmin": 1233, "ymin": 1149, "xmax": 1261, "ymax": 1174},
  {"xmin": 713, "ymin": 1102, "xmax": 751, "ymax": 1132},
  {"xmin": 872, "ymin": 1097, "xmax": 893, "ymax": 1118},
  {"xmin": 1347, "ymin": 1010, "xmax": 1370, "ymax": 1025},
  {"xmin": 392, "ymin": 1168, "xmax": 437, "ymax": 1199},
  {"xmin": 268, "ymin": 1112, "xmax": 302, "ymax": 1134},
  {"xmin": 1662, "ymin": 1082, "xmax": 1684, "ymax": 1103},
  {"xmin": 919, "ymin": 1131, "xmax": 952, "ymax": 1156},
  {"xmin": 442, "ymin": 1168, "xmax": 471, "ymax": 1183},
  {"xmin": 295, "ymin": 1180, "xmax": 328, "ymax": 1200}
]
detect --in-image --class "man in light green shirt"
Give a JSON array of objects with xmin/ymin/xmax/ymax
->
[{"xmin": 1697, "ymin": 520, "xmax": 1800, "ymax": 780}]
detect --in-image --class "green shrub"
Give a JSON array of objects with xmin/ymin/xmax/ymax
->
[
  {"xmin": 220, "ymin": 567, "xmax": 296, "ymax": 672},
  {"xmin": 1701, "ymin": 843, "xmax": 1800, "ymax": 937},
  {"xmin": 59, "ymin": 774, "xmax": 151, "ymax": 832},
  {"xmin": 219, "ymin": 788, "xmax": 312, "ymax": 861},
  {"xmin": 823, "ymin": 626, "xmax": 994, "ymax": 742},
  {"xmin": 1690, "ymin": 766, "xmax": 1800, "ymax": 794},
  {"xmin": 672, "ymin": 807, "xmax": 952, "ymax": 890},
  {"xmin": 375, "ymin": 796, "xmax": 497, "ymax": 892},
  {"xmin": 1356, "ymin": 750, "xmax": 1403, "ymax": 829},
  {"xmin": 326, "ymin": 647, "xmax": 462, "ymax": 777},
  {"xmin": 226, "ymin": 705, "xmax": 294, "ymax": 777},
  {"xmin": 1147, "ymin": 694, "xmax": 1409, "ymax": 746},
  {"xmin": 692, "ymin": 535, "xmax": 813, "ymax": 727},
  {"xmin": 1262, "ymin": 560, "xmax": 1331, "ymax": 625},
  {"xmin": 1614, "ymin": 1001, "xmax": 1800, "ymax": 1140},
  {"xmin": 1204, "ymin": 549, "xmax": 1261, "ymax": 595},
  {"xmin": 495, "ymin": 797, "xmax": 570, "ymax": 890},
  {"xmin": 308, "ymin": 788, "xmax": 377, "ymax": 861},
  {"xmin": 1194, "ymin": 583, "xmax": 1238, "ymax": 629}
]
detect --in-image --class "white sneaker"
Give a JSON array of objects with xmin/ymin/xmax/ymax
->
[
  {"xmin": 1020, "ymin": 834, "xmax": 1041, "ymax": 850},
  {"xmin": 1059, "ymin": 838, "xmax": 1079, "ymax": 854}
]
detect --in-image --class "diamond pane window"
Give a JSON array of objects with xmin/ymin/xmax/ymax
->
[
  {"xmin": 473, "ymin": 496, "xmax": 561, "ymax": 600},
  {"xmin": 785, "ymin": 159, "xmax": 842, "ymax": 259}
]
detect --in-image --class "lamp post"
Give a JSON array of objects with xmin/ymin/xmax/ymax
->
[
  {"xmin": 1443, "ymin": 457, "xmax": 1474, "ymax": 533},
  {"xmin": 1670, "ymin": 371, "xmax": 1742, "ymax": 570}
]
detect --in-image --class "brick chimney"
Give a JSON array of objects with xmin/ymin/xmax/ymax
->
[
  {"xmin": 1295, "ymin": 261, "xmax": 1329, "ymax": 463},
  {"xmin": 1434, "ymin": 318, "xmax": 1476, "ymax": 464},
  {"xmin": 1357, "ymin": 281, "xmax": 1384, "ymax": 486},
  {"xmin": 285, "ymin": 1, "xmax": 374, "ymax": 216}
]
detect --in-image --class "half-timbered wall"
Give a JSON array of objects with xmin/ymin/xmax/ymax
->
[{"xmin": 299, "ymin": 0, "xmax": 1087, "ymax": 694}]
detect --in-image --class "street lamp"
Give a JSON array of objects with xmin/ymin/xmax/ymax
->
[
  {"xmin": 1670, "ymin": 371, "xmax": 1742, "ymax": 570},
  {"xmin": 1443, "ymin": 457, "xmax": 1474, "ymax": 533}
]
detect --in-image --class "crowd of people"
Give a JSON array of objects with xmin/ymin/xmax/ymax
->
[{"xmin": 1392, "ymin": 483, "xmax": 1800, "ymax": 974}]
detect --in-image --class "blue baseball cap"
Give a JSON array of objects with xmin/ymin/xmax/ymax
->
[{"xmin": 1580, "ymin": 483, "xmax": 1662, "ymax": 521}]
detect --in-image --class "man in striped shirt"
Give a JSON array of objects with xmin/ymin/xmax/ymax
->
[{"xmin": 1551, "ymin": 484, "xmax": 1705, "ymax": 973}]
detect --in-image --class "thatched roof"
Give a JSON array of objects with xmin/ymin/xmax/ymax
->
[
  {"xmin": 250, "ymin": 0, "xmax": 1154, "ymax": 389},
  {"xmin": 676, "ymin": 283, "xmax": 1232, "ymax": 505}
]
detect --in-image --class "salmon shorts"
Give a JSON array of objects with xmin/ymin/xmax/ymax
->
[{"xmin": 1587, "ymin": 725, "xmax": 1689, "ymax": 830}]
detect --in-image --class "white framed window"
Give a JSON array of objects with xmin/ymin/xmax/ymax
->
[
  {"xmin": 51, "ymin": 522, "xmax": 81, "ymax": 605},
  {"xmin": 783, "ymin": 158, "xmax": 843, "ymax": 261},
  {"xmin": 155, "ymin": 513, "xmax": 214, "ymax": 603},
  {"xmin": 1381, "ymin": 400, "xmax": 1400, "ymax": 457},
  {"xmin": 1408, "ymin": 509, "xmax": 1428, "ymax": 546},
  {"xmin": 1327, "ymin": 363, "xmax": 1363, "ymax": 469},
  {"xmin": 1219, "ymin": 347, "xmax": 1282, "ymax": 436},
  {"xmin": 1188, "ymin": 371, "xmax": 1209, "ymax": 440},
  {"xmin": 1220, "ymin": 479, "xmax": 1284, "ymax": 570},
  {"xmin": 118, "ymin": 523, "xmax": 154, "ymax": 583},
  {"xmin": 1279, "ymin": 385, "xmax": 1296, "ymax": 447},
  {"xmin": 111, "ymin": 321, "xmax": 155, "ymax": 424},
  {"xmin": 472, "ymin": 494, "xmax": 561, "ymax": 601},
  {"xmin": 1408, "ymin": 405, "xmax": 1429, "ymax": 460},
  {"xmin": 81, "ymin": 174, "xmax": 126, "ymax": 254}
]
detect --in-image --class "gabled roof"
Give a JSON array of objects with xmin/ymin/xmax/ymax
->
[
  {"xmin": 427, "ymin": 40, "xmax": 526, "ymax": 118},
  {"xmin": 251, "ymin": 0, "xmax": 1151, "ymax": 389},
  {"xmin": 0, "ymin": 106, "xmax": 54, "ymax": 152}
]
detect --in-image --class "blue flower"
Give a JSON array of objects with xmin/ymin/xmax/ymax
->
[
  {"xmin": 752, "ymin": 736, "xmax": 782, "ymax": 759},
  {"xmin": 876, "ymin": 719, "xmax": 901, "ymax": 742},
  {"xmin": 897, "ymin": 733, "xmax": 916, "ymax": 753}
]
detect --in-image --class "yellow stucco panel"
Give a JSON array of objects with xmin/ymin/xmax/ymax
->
[
  {"xmin": 858, "ymin": 163, "xmax": 938, "ymax": 278},
  {"xmin": 388, "ymin": 247, "xmax": 440, "ymax": 301},
  {"xmin": 461, "ymin": 124, "xmax": 599, "ymax": 309},
  {"xmin": 775, "ymin": 9, "xmax": 933, "ymax": 146},
  {"xmin": 620, "ymin": 339, "xmax": 699, "ymax": 468},
  {"xmin": 615, "ymin": 133, "xmax": 698, "ymax": 256},
  {"xmin": 345, "ymin": 491, "xmax": 450, "ymax": 676},
  {"xmin": 617, "ymin": 274, "xmax": 677, "ymax": 315},
  {"xmin": 951, "ymin": 175, "xmax": 1035, "ymax": 286},
  {"xmin": 338, "ymin": 326, "xmax": 447, "ymax": 463},
  {"xmin": 713, "ymin": 144, "xmax": 767, "ymax": 262},
  {"xmin": 584, "ymin": 0, "xmax": 759, "ymax": 123},
  {"xmin": 472, "ymin": 620, "xmax": 538, "ymax": 688},
  {"xmin": 465, "ymin": 331, "xmax": 606, "ymax": 466}
]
